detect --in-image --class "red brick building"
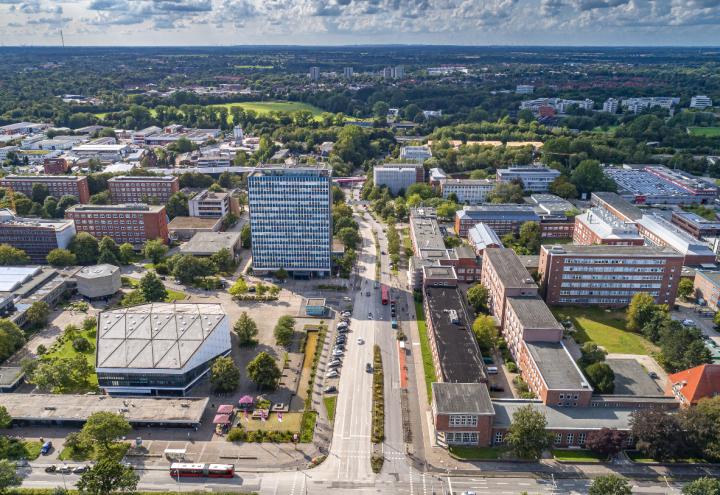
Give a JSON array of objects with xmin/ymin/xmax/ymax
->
[
  {"xmin": 108, "ymin": 176, "xmax": 180, "ymax": 205},
  {"xmin": 539, "ymin": 244, "xmax": 684, "ymax": 307},
  {"xmin": 573, "ymin": 209, "xmax": 644, "ymax": 246},
  {"xmin": 65, "ymin": 204, "xmax": 169, "ymax": 247},
  {"xmin": 666, "ymin": 364, "xmax": 720, "ymax": 408},
  {"xmin": 481, "ymin": 248, "xmax": 538, "ymax": 328},
  {"xmin": 43, "ymin": 157, "xmax": 73, "ymax": 175},
  {"xmin": 0, "ymin": 175, "xmax": 90, "ymax": 203}
]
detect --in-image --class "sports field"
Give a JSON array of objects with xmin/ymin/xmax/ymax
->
[{"xmin": 688, "ymin": 126, "xmax": 720, "ymax": 137}]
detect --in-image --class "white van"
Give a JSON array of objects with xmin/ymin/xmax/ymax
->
[{"xmin": 487, "ymin": 366, "xmax": 498, "ymax": 375}]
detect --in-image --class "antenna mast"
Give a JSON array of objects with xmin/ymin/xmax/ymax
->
[{"xmin": 60, "ymin": 29, "xmax": 65, "ymax": 48}]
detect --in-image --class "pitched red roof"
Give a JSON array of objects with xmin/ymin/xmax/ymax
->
[{"xmin": 667, "ymin": 364, "xmax": 720, "ymax": 405}]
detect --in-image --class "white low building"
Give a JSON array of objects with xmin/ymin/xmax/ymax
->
[{"xmin": 95, "ymin": 303, "xmax": 231, "ymax": 396}]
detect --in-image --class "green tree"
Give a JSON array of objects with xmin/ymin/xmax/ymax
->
[
  {"xmin": 274, "ymin": 315, "xmax": 295, "ymax": 348},
  {"xmin": 166, "ymin": 192, "xmax": 189, "ymax": 219},
  {"xmin": 70, "ymin": 232, "xmax": 100, "ymax": 265},
  {"xmin": 0, "ymin": 244, "xmax": 30, "ymax": 265},
  {"xmin": 505, "ymin": 405, "xmax": 552, "ymax": 460},
  {"xmin": 436, "ymin": 201, "xmax": 458, "ymax": 220},
  {"xmin": 626, "ymin": 292, "xmax": 660, "ymax": 332},
  {"xmin": 31, "ymin": 183, "xmax": 50, "ymax": 203},
  {"xmin": 56, "ymin": 195, "xmax": 79, "ymax": 218},
  {"xmin": 246, "ymin": 351, "xmax": 281, "ymax": 390},
  {"xmin": 585, "ymin": 362, "xmax": 615, "ymax": 393},
  {"xmin": 25, "ymin": 301, "xmax": 50, "ymax": 329},
  {"xmin": 578, "ymin": 342, "xmax": 607, "ymax": 367},
  {"xmin": 682, "ymin": 477, "xmax": 720, "ymax": 495},
  {"xmin": 471, "ymin": 315, "xmax": 497, "ymax": 353},
  {"xmin": 210, "ymin": 247, "xmax": 235, "ymax": 273},
  {"xmin": 120, "ymin": 290, "xmax": 146, "ymax": 308},
  {"xmin": 139, "ymin": 272, "xmax": 167, "ymax": 302},
  {"xmin": 658, "ymin": 322, "xmax": 711, "ymax": 372},
  {"xmin": 119, "ymin": 243, "xmax": 135, "ymax": 265},
  {"xmin": 234, "ymin": 312, "xmax": 259, "ymax": 346},
  {"xmin": 0, "ymin": 319, "xmax": 25, "ymax": 363},
  {"xmin": 0, "ymin": 459, "xmax": 22, "ymax": 494},
  {"xmin": 570, "ymin": 159, "xmax": 616, "ymax": 195},
  {"xmin": 240, "ymin": 224, "xmax": 251, "ymax": 248},
  {"xmin": 518, "ymin": 221, "xmax": 541, "ymax": 254},
  {"xmin": 332, "ymin": 125, "xmax": 370, "ymax": 166},
  {"xmin": 372, "ymin": 101, "xmax": 390, "ymax": 118},
  {"xmin": 677, "ymin": 278, "xmax": 694, "ymax": 300},
  {"xmin": 682, "ymin": 397, "xmax": 720, "ymax": 462},
  {"xmin": 172, "ymin": 254, "xmax": 217, "ymax": 284},
  {"xmin": 143, "ymin": 239, "xmax": 168, "ymax": 264},
  {"xmin": 275, "ymin": 267, "xmax": 289, "ymax": 281},
  {"xmin": 81, "ymin": 412, "xmax": 132, "ymax": 450},
  {"xmin": 631, "ymin": 409, "xmax": 686, "ymax": 460},
  {"xmin": 210, "ymin": 356, "xmax": 240, "ymax": 392},
  {"xmin": 77, "ymin": 457, "xmax": 139, "ymax": 495},
  {"xmin": 43, "ymin": 196, "xmax": 58, "ymax": 218},
  {"xmin": 28, "ymin": 355, "xmax": 94, "ymax": 393},
  {"xmin": 588, "ymin": 475, "xmax": 631, "ymax": 495},
  {"xmin": 47, "ymin": 248, "xmax": 77, "ymax": 266},
  {"xmin": 0, "ymin": 406, "xmax": 12, "ymax": 429},
  {"xmin": 338, "ymin": 227, "xmax": 361, "ymax": 250},
  {"xmin": 487, "ymin": 182, "xmax": 524, "ymax": 203},
  {"xmin": 228, "ymin": 278, "xmax": 249, "ymax": 296},
  {"xmin": 548, "ymin": 176, "xmax": 578, "ymax": 199}
]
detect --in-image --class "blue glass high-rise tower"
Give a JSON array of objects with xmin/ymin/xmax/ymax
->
[{"xmin": 248, "ymin": 165, "xmax": 332, "ymax": 277}]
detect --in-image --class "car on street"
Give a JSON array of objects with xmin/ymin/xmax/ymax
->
[
  {"xmin": 326, "ymin": 370, "xmax": 339, "ymax": 378},
  {"xmin": 357, "ymin": 337, "xmax": 364, "ymax": 344},
  {"xmin": 332, "ymin": 349, "xmax": 344, "ymax": 357},
  {"xmin": 323, "ymin": 386, "xmax": 337, "ymax": 394},
  {"xmin": 58, "ymin": 466, "xmax": 72, "ymax": 474},
  {"xmin": 366, "ymin": 363, "xmax": 373, "ymax": 373},
  {"xmin": 72, "ymin": 466, "xmax": 88, "ymax": 474},
  {"xmin": 44, "ymin": 466, "xmax": 56, "ymax": 473},
  {"xmin": 649, "ymin": 371, "xmax": 658, "ymax": 379},
  {"xmin": 461, "ymin": 492, "xmax": 477, "ymax": 495},
  {"xmin": 682, "ymin": 319, "xmax": 696, "ymax": 327},
  {"xmin": 368, "ymin": 313, "xmax": 373, "ymax": 319}
]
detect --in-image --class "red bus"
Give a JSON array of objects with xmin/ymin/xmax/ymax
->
[
  {"xmin": 381, "ymin": 285, "xmax": 389, "ymax": 305},
  {"xmin": 169, "ymin": 463, "xmax": 235, "ymax": 478}
]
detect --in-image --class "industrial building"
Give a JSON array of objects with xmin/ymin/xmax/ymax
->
[
  {"xmin": 635, "ymin": 214, "xmax": 717, "ymax": 265},
  {"xmin": 95, "ymin": 303, "xmax": 231, "ymax": 396}
]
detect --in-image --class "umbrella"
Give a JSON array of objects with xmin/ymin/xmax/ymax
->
[
  {"xmin": 213, "ymin": 414, "xmax": 231, "ymax": 424},
  {"xmin": 238, "ymin": 395, "xmax": 254, "ymax": 405},
  {"xmin": 217, "ymin": 404, "xmax": 234, "ymax": 414}
]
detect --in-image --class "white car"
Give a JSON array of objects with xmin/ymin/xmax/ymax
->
[
  {"xmin": 682, "ymin": 319, "xmax": 696, "ymax": 327},
  {"xmin": 342, "ymin": 311, "xmax": 352, "ymax": 317},
  {"xmin": 357, "ymin": 337, "xmax": 364, "ymax": 345},
  {"xmin": 326, "ymin": 370, "xmax": 339, "ymax": 379},
  {"xmin": 332, "ymin": 350, "xmax": 344, "ymax": 357}
]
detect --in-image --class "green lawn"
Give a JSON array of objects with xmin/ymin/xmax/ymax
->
[
  {"xmin": 688, "ymin": 126, "xmax": 720, "ymax": 138},
  {"xmin": 123, "ymin": 277, "xmax": 186, "ymax": 302},
  {"xmin": 552, "ymin": 306, "xmax": 658, "ymax": 355},
  {"xmin": 323, "ymin": 396, "xmax": 337, "ymax": 421},
  {"xmin": 241, "ymin": 412, "xmax": 303, "ymax": 432},
  {"xmin": 415, "ymin": 300, "xmax": 437, "ymax": 402},
  {"xmin": 449, "ymin": 446, "xmax": 506, "ymax": 460},
  {"xmin": 44, "ymin": 327, "xmax": 98, "ymax": 387},
  {"xmin": 208, "ymin": 101, "xmax": 325, "ymax": 122},
  {"xmin": 0, "ymin": 439, "xmax": 42, "ymax": 461},
  {"xmin": 552, "ymin": 449, "xmax": 606, "ymax": 463},
  {"xmin": 625, "ymin": 450, "xmax": 706, "ymax": 464}
]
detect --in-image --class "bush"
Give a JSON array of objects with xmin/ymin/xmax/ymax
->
[
  {"xmin": 506, "ymin": 362, "xmax": 518, "ymax": 373},
  {"xmin": 72, "ymin": 337, "xmax": 92, "ymax": 353},
  {"xmin": 154, "ymin": 263, "xmax": 169, "ymax": 275},
  {"xmin": 36, "ymin": 344, "xmax": 47, "ymax": 355}
]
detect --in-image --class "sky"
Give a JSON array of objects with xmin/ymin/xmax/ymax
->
[{"xmin": 1, "ymin": 0, "xmax": 720, "ymax": 46}]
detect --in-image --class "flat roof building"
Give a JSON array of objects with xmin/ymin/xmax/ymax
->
[
  {"xmin": 108, "ymin": 176, "xmax": 179, "ymax": 205},
  {"xmin": 248, "ymin": 165, "xmax": 332, "ymax": 277},
  {"xmin": 671, "ymin": 210, "xmax": 720, "ymax": 239},
  {"xmin": 180, "ymin": 232, "xmax": 241, "ymax": 257},
  {"xmin": 431, "ymin": 382, "xmax": 494, "ymax": 447},
  {"xmin": 481, "ymin": 248, "xmax": 538, "ymax": 327},
  {"xmin": 496, "ymin": 166, "xmax": 560, "ymax": 193},
  {"xmin": 65, "ymin": 204, "xmax": 169, "ymax": 247},
  {"xmin": 604, "ymin": 166, "xmax": 715, "ymax": 205},
  {"xmin": 189, "ymin": 189, "xmax": 232, "ymax": 219},
  {"xmin": 573, "ymin": 208, "xmax": 644, "ymax": 246},
  {"xmin": 441, "ymin": 179, "xmax": 495, "ymax": 204},
  {"xmin": 539, "ymin": 244, "xmax": 684, "ymax": 307},
  {"xmin": 591, "ymin": 192, "xmax": 643, "ymax": 222},
  {"xmin": 693, "ymin": 270, "xmax": 720, "ymax": 311},
  {"xmin": 167, "ymin": 216, "xmax": 221, "ymax": 242},
  {"xmin": 96, "ymin": 303, "xmax": 231, "ymax": 396},
  {"xmin": 0, "ymin": 209, "xmax": 76, "ymax": 263},
  {"xmin": 455, "ymin": 204, "xmax": 540, "ymax": 237},
  {"xmin": 0, "ymin": 175, "xmax": 90, "ymax": 203},
  {"xmin": 372, "ymin": 163, "xmax": 424, "ymax": 195},
  {"xmin": 636, "ymin": 214, "xmax": 717, "ymax": 265},
  {"xmin": 399, "ymin": 145, "xmax": 432, "ymax": 162},
  {"xmin": 76, "ymin": 264, "xmax": 121, "ymax": 300}
]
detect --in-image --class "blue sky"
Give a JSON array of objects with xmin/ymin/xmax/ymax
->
[{"xmin": 1, "ymin": 0, "xmax": 719, "ymax": 46}]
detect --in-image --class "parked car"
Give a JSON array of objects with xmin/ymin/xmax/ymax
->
[
  {"xmin": 366, "ymin": 363, "xmax": 373, "ymax": 373},
  {"xmin": 341, "ymin": 311, "xmax": 351, "ymax": 317},
  {"xmin": 40, "ymin": 441, "xmax": 52, "ymax": 455},
  {"xmin": 326, "ymin": 370, "xmax": 339, "ymax": 379},
  {"xmin": 57, "ymin": 466, "xmax": 72, "ymax": 474},
  {"xmin": 683, "ymin": 319, "xmax": 696, "ymax": 327},
  {"xmin": 649, "ymin": 371, "xmax": 658, "ymax": 379},
  {"xmin": 72, "ymin": 466, "xmax": 88, "ymax": 474},
  {"xmin": 323, "ymin": 386, "xmax": 337, "ymax": 394},
  {"xmin": 332, "ymin": 350, "xmax": 344, "ymax": 357},
  {"xmin": 44, "ymin": 466, "xmax": 57, "ymax": 473},
  {"xmin": 337, "ymin": 327, "xmax": 348, "ymax": 334},
  {"xmin": 328, "ymin": 360, "xmax": 342, "ymax": 368},
  {"xmin": 487, "ymin": 366, "xmax": 499, "ymax": 374},
  {"xmin": 368, "ymin": 313, "xmax": 373, "ymax": 319}
]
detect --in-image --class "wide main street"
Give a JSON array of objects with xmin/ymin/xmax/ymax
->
[{"xmin": 16, "ymin": 190, "xmax": 694, "ymax": 494}]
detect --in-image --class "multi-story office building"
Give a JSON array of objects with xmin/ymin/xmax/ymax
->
[
  {"xmin": 107, "ymin": 176, "xmax": 179, "ymax": 204},
  {"xmin": 693, "ymin": 270, "xmax": 720, "ymax": 312},
  {"xmin": 671, "ymin": 211, "xmax": 720, "ymax": 239},
  {"xmin": 248, "ymin": 166, "xmax": 332, "ymax": 277},
  {"xmin": 393, "ymin": 65, "xmax": 405, "ymax": 79},
  {"xmin": 189, "ymin": 189, "xmax": 231, "ymax": 219},
  {"xmin": 481, "ymin": 248, "xmax": 538, "ymax": 326},
  {"xmin": 441, "ymin": 179, "xmax": 495, "ymax": 204},
  {"xmin": 399, "ymin": 145, "xmax": 432, "ymax": 162},
  {"xmin": 602, "ymin": 98, "xmax": 619, "ymax": 114},
  {"xmin": 515, "ymin": 85, "xmax": 534, "ymax": 95},
  {"xmin": 0, "ymin": 175, "xmax": 90, "ymax": 203},
  {"xmin": 455, "ymin": 205, "xmax": 540, "ymax": 236},
  {"xmin": 590, "ymin": 192, "xmax": 643, "ymax": 223},
  {"xmin": 573, "ymin": 208, "xmax": 644, "ymax": 246},
  {"xmin": 0, "ymin": 209, "xmax": 76, "ymax": 263},
  {"xmin": 65, "ymin": 204, "xmax": 169, "ymax": 247},
  {"xmin": 343, "ymin": 67, "xmax": 353, "ymax": 79},
  {"xmin": 372, "ymin": 163, "xmax": 424, "ymax": 195},
  {"xmin": 621, "ymin": 97, "xmax": 679, "ymax": 113},
  {"xmin": 309, "ymin": 66, "xmax": 320, "ymax": 81},
  {"xmin": 538, "ymin": 244, "xmax": 684, "ymax": 307},
  {"xmin": 635, "ymin": 214, "xmax": 717, "ymax": 265},
  {"xmin": 690, "ymin": 96, "xmax": 713, "ymax": 109},
  {"xmin": 496, "ymin": 166, "xmax": 561, "ymax": 193}
]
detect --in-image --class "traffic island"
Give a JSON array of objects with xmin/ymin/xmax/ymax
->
[{"xmin": 371, "ymin": 344, "xmax": 385, "ymax": 473}]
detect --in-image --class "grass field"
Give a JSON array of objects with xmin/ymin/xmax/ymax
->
[
  {"xmin": 0, "ymin": 439, "xmax": 42, "ymax": 461},
  {"xmin": 323, "ymin": 396, "xmax": 337, "ymax": 421},
  {"xmin": 240, "ymin": 412, "xmax": 303, "ymax": 432},
  {"xmin": 44, "ymin": 326, "xmax": 99, "ymax": 387},
  {"xmin": 415, "ymin": 300, "xmax": 437, "ymax": 403},
  {"xmin": 208, "ymin": 101, "xmax": 325, "ymax": 121},
  {"xmin": 552, "ymin": 307, "xmax": 658, "ymax": 355},
  {"xmin": 552, "ymin": 449, "xmax": 606, "ymax": 462},
  {"xmin": 449, "ymin": 446, "xmax": 506, "ymax": 460},
  {"xmin": 124, "ymin": 277, "xmax": 186, "ymax": 302},
  {"xmin": 688, "ymin": 126, "xmax": 720, "ymax": 138}
]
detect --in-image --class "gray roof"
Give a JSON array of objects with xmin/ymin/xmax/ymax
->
[
  {"xmin": 76, "ymin": 264, "xmax": 119, "ymax": 280},
  {"xmin": 432, "ymin": 382, "xmax": 494, "ymax": 415},
  {"xmin": 506, "ymin": 296, "xmax": 562, "ymax": 330},
  {"xmin": 491, "ymin": 400, "xmax": 634, "ymax": 430},
  {"xmin": 591, "ymin": 191, "xmax": 643, "ymax": 221},
  {"xmin": 454, "ymin": 245, "xmax": 477, "ymax": 260},
  {"xmin": 637, "ymin": 214, "xmax": 717, "ymax": 257},
  {"xmin": 181, "ymin": 231, "xmax": 241, "ymax": 255},
  {"xmin": 541, "ymin": 244, "xmax": 682, "ymax": 257},
  {"xmin": 410, "ymin": 217, "xmax": 445, "ymax": 251},
  {"xmin": 425, "ymin": 286, "xmax": 486, "ymax": 383},
  {"xmin": 457, "ymin": 204, "xmax": 540, "ymax": 222},
  {"xmin": 524, "ymin": 341, "xmax": 591, "ymax": 391},
  {"xmin": 66, "ymin": 204, "xmax": 165, "ymax": 213},
  {"xmin": 96, "ymin": 303, "xmax": 225, "ymax": 370},
  {"xmin": 483, "ymin": 248, "xmax": 538, "ymax": 290},
  {"xmin": 0, "ymin": 367, "xmax": 24, "ymax": 387}
]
